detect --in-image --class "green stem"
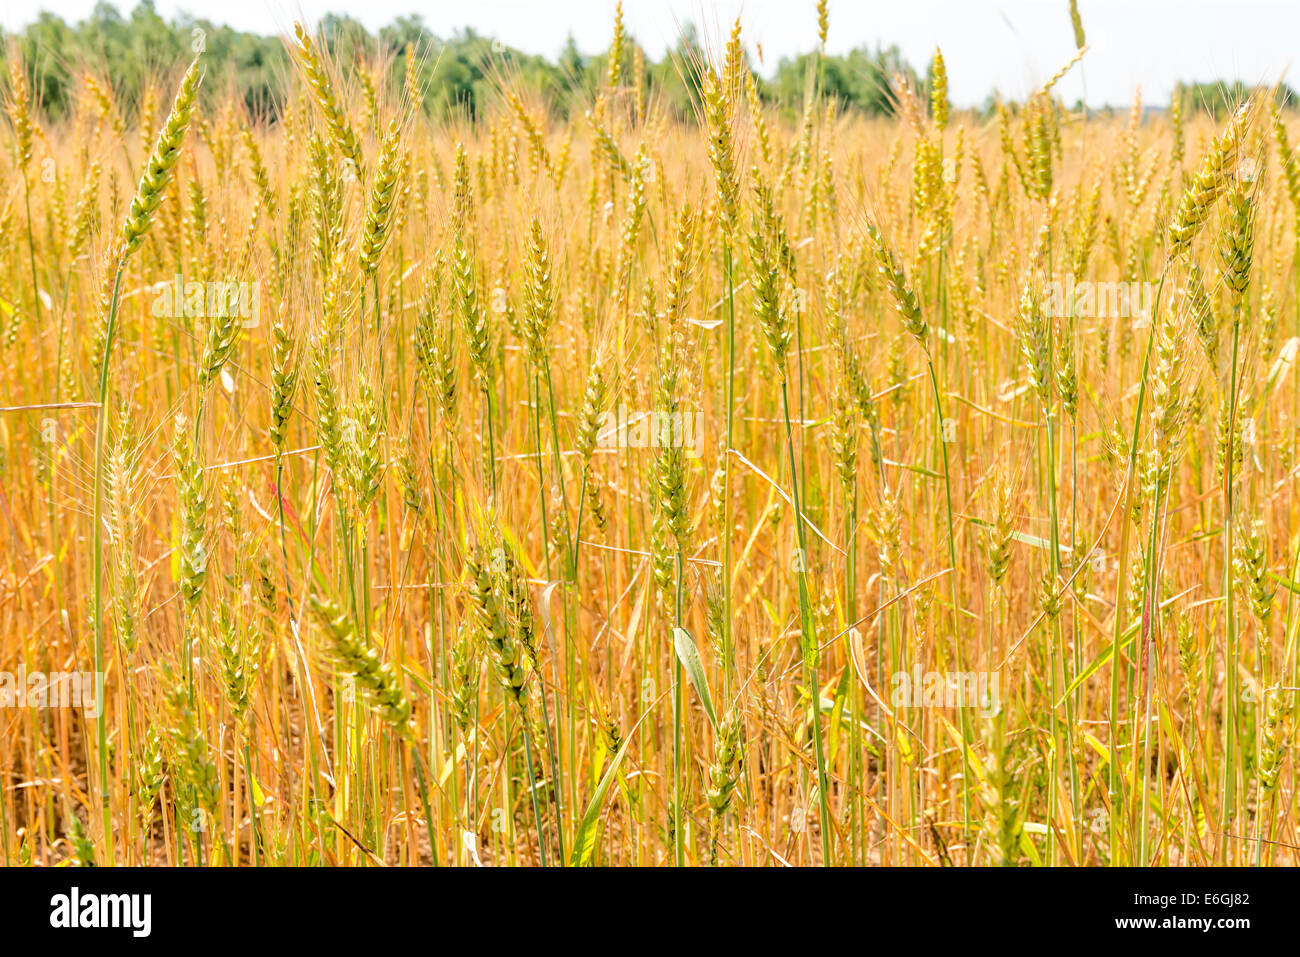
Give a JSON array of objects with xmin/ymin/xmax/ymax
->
[
  {"xmin": 1222, "ymin": 314, "xmax": 1242, "ymax": 863},
  {"xmin": 519, "ymin": 712, "xmax": 548, "ymax": 867},
  {"xmin": 924, "ymin": 355, "xmax": 968, "ymax": 853},
  {"xmin": 780, "ymin": 378, "xmax": 831, "ymax": 864},
  {"xmin": 1108, "ymin": 267, "xmax": 1168, "ymax": 864},
  {"xmin": 91, "ymin": 263, "xmax": 126, "ymax": 861}
]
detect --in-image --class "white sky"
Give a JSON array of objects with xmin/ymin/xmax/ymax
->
[{"xmin": 3, "ymin": 0, "xmax": 1298, "ymax": 107}]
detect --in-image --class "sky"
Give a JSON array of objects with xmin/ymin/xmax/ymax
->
[{"xmin": 3, "ymin": 0, "xmax": 1298, "ymax": 108}]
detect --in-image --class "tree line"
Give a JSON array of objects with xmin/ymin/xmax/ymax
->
[
  {"xmin": 5, "ymin": 2, "xmax": 1283, "ymax": 126},
  {"xmin": 3, "ymin": 1, "xmax": 912, "ymax": 123}
]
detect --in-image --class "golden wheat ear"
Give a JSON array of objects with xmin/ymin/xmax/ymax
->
[{"xmin": 5, "ymin": 56, "xmax": 35, "ymax": 171}]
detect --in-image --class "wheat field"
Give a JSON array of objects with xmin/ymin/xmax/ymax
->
[{"xmin": 0, "ymin": 3, "xmax": 1298, "ymax": 867}]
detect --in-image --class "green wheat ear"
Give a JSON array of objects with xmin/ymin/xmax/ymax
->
[
  {"xmin": 309, "ymin": 595, "xmax": 413, "ymax": 733},
  {"xmin": 269, "ymin": 302, "xmax": 299, "ymax": 450},
  {"xmin": 292, "ymin": 22, "xmax": 366, "ymax": 176},
  {"xmin": 121, "ymin": 56, "xmax": 204, "ymax": 261},
  {"xmin": 359, "ymin": 120, "xmax": 403, "ymax": 277},
  {"xmin": 464, "ymin": 543, "xmax": 530, "ymax": 705}
]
